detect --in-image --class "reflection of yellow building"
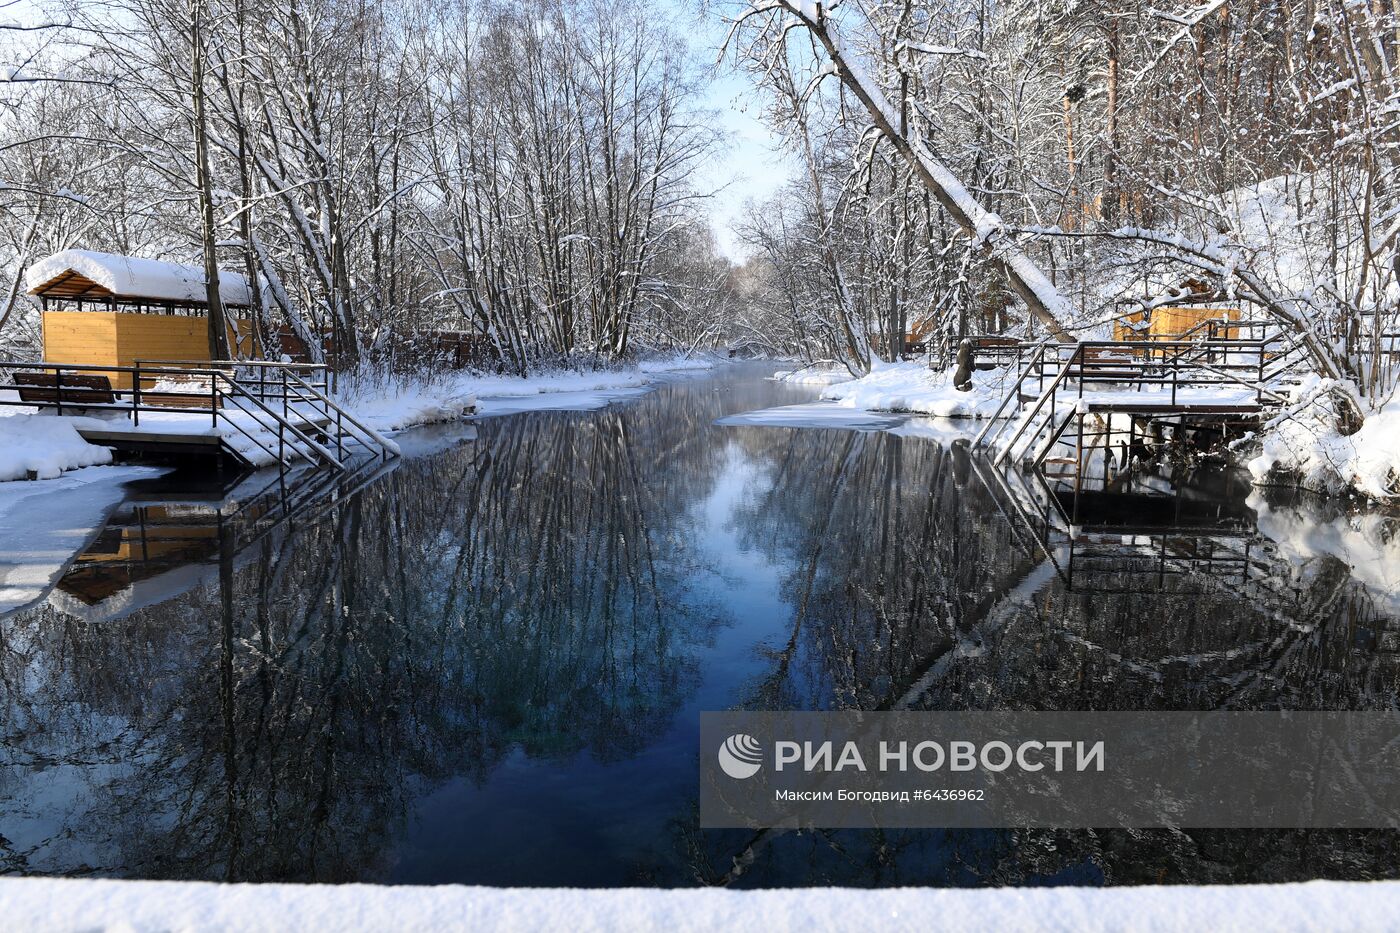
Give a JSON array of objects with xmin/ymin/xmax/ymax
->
[
  {"xmin": 58, "ymin": 504, "xmax": 225, "ymax": 604},
  {"xmin": 27, "ymin": 249, "xmax": 260, "ymax": 389}
]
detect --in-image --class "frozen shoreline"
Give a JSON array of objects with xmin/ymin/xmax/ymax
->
[
  {"xmin": 776, "ymin": 361, "xmax": 1400, "ymax": 504},
  {"xmin": 1, "ymin": 876, "xmax": 1397, "ymax": 932},
  {"xmin": 0, "ymin": 355, "xmax": 717, "ymax": 484}
]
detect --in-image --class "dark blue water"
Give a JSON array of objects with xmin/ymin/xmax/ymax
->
[{"xmin": 2, "ymin": 365, "xmax": 1399, "ymax": 886}]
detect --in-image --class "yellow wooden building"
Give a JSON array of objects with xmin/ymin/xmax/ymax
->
[
  {"xmin": 1113, "ymin": 305, "xmax": 1242, "ymax": 344},
  {"xmin": 27, "ymin": 249, "xmax": 260, "ymax": 387}
]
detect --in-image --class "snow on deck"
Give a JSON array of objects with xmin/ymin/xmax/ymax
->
[
  {"xmin": 26, "ymin": 249, "xmax": 254, "ymax": 306},
  {"xmin": 2, "ymin": 876, "xmax": 1398, "ymax": 932}
]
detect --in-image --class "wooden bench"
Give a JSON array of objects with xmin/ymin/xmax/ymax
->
[
  {"xmin": 12, "ymin": 371, "xmax": 118, "ymax": 407},
  {"xmin": 1064, "ymin": 346, "xmax": 1143, "ymax": 380}
]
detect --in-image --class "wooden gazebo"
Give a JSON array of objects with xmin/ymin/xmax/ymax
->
[{"xmin": 27, "ymin": 249, "xmax": 260, "ymax": 387}]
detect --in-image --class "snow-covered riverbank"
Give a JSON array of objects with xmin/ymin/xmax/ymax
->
[
  {"xmin": 811, "ymin": 361, "xmax": 1007, "ymax": 418},
  {"xmin": 2, "ymin": 875, "xmax": 1397, "ymax": 932},
  {"xmin": 776, "ymin": 361, "xmax": 1400, "ymax": 504},
  {"xmin": 0, "ymin": 355, "xmax": 716, "ymax": 484}
]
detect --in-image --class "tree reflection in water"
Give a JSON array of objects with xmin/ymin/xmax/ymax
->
[{"xmin": 1, "ymin": 367, "xmax": 1399, "ymax": 886}]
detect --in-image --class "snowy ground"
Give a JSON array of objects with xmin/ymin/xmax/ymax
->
[
  {"xmin": 2, "ymin": 876, "xmax": 1399, "ymax": 932},
  {"xmin": 813, "ymin": 361, "xmax": 1009, "ymax": 418},
  {"xmin": 1247, "ymin": 376, "xmax": 1400, "ymax": 502},
  {"xmin": 0, "ymin": 413, "xmax": 115, "ymax": 481}
]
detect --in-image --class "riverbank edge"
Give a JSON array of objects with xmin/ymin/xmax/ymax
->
[
  {"xmin": 0, "ymin": 354, "xmax": 719, "ymax": 485},
  {"xmin": 778, "ymin": 362, "xmax": 1400, "ymax": 507}
]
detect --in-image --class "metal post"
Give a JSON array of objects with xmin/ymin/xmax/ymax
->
[
  {"xmin": 54, "ymin": 368, "xmax": 62, "ymax": 416},
  {"xmin": 1256, "ymin": 340, "xmax": 1266, "ymax": 405},
  {"xmin": 133, "ymin": 363, "xmax": 141, "ymax": 426},
  {"xmin": 1075, "ymin": 412, "xmax": 1084, "ymax": 504}
]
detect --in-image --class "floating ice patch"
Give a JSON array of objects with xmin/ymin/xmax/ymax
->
[
  {"xmin": 717, "ymin": 402, "xmax": 905, "ymax": 432},
  {"xmin": 476, "ymin": 386, "xmax": 653, "ymax": 416}
]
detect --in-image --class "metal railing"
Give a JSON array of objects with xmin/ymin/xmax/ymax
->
[
  {"xmin": 0, "ymin": 359, "xmax": 396, "ymax": 470},
  {"xmin": 975, "ymin": 331, "xmax": 1300, "ymax": 467}
]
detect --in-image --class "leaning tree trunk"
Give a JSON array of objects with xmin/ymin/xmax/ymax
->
[{"xmin": 766, "ymin": 1, "xmax": 1075, "ymax": 342}]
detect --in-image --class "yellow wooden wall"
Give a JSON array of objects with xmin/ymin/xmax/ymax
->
[
  {"xmin": 41, "ymin": 310, "xmax": 121, "ymax": 377},
  {"xmin": 43, "ymin": 311, "xmax": 257, "ymax": 388},
  {"xmin": 1148, "ymin": 306, "xmax": 1241, "ymax": 341},
  {"xmin": 1111, "ymin": 309, "xmax": 1147, "ymax": 342}
]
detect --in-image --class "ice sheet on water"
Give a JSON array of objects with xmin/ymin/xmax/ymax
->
[
  {"xmin": 476, "ymin": 386, "xmax": 653, "ymax": 416},
  {"xmin": 717, "ymin": 402, "xmax": 905, "ymax": 431},
  {"xmin": 0, "ymin": 466, "xmax": 164, "ymax": 616}
]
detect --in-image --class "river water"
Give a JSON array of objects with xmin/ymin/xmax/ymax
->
[{"xmin": 2, "ymin": 364, "xmax": 1399, "ymax": 886}]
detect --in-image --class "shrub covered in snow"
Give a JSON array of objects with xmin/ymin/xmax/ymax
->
[
  {"xmin": 1246, "ymin": 375, "xmax": 1400, "ymax": 502},
  {"xmin": 0, "ymin": 414, "xmax": 114, "ymax": 482}
]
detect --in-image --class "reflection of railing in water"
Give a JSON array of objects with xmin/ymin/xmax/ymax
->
[
  {"xmin": 968, "ymin": 452, "xmax": 1366, "ymax": 625},
  {"xmin": 49, "ymin": 454, "xmax": 398, "ymax": 619}
]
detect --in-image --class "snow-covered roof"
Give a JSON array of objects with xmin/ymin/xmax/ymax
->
[{"xmin": 26, "ymin": 249, "xmax": 254, "ymax": 306}]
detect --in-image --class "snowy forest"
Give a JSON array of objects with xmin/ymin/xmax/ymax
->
[{"xmin": 0, "ymin": 0, "xmax": 1397, "ymax": 489}]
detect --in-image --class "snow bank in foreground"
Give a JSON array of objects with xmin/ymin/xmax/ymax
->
[
  {"xmin": 818, "ymin": 361, "xmax": 1007, "ymax": 418},
  {"xmin": 1246, "ymin": 376, "xmax": 1400, "ymax": 501},
  {"xmin": 0, "ymin": 414, "xmax": 114, "ymax": 481},
  {"xmin": 4, "ymin": 877, "xmax": 1400, "ymax": 933}
]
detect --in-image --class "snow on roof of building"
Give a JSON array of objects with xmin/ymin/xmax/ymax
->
[{"xmin": 26, "ymin": 249, "xmax": 254, "ymax": 307}]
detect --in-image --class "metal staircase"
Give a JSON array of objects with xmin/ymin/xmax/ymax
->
[
  {"xmin": 0, "ymin": 358, "xmax": 401, "ymax": 472},
  {"xmin": 973, "ymin": 329, "xmax": 1309, "ymax": 489}
]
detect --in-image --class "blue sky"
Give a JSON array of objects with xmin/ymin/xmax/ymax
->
[{"xmin": 671, "ymin": 1, "xmax": 796, "ymax": 259}]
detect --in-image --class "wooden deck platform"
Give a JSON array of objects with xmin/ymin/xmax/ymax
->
[{"xmin": 76, "ymin": 415, "xmax": 333, "ymax": 464}]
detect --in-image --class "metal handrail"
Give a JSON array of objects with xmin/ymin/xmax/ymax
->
[
  {"xmin": 281, "ymin": 369, "xmax": 400, "ymax": 460},
  {"xmin": 993, "ymin": 346, "xmax": 1082, "ymax": 468},
  {"xmin": 0, "ymin": 360, "xmax": 346, "ymax": 471},
  {"xmin": 212, "ymin": 373, "xmax": 345, "ymax": 471},
  {"xmin": 972, "ymin": 342, "xmax": 1052, "ymax": 448}
]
